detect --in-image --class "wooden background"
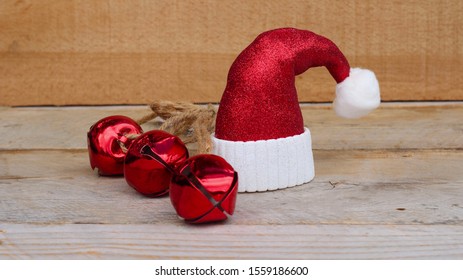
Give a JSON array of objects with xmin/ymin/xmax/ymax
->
[{"xmin": 1, "ymin": 0, "xmax": 462, "ymax": 106}]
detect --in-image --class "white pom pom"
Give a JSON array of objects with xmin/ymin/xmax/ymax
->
[{"xmin": 333, "ymin": 68, "xmax": 381, "ymax": 119}]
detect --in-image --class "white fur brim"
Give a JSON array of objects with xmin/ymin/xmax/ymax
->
[
  {"xmin": 333, "ymin": 68, "xmax": 381, "ymax": 119},
  {"xmin": 211, "ymin": 128, "xmax": 314, "ymax": 192}
]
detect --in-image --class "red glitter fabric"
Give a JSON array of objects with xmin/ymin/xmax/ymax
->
[{"xmin": 215, "ymin": 28, "xmax": 350, "ymax": 141}]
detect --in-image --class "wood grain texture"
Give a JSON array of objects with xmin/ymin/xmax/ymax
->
[
  {"xmin": 0, "ymin": 104, "xmax": 462, "ymax": 259},
  {"xmin": 1, "ymin": 103, "xmax": 462, "ymax": 150},
  {"xmin": 1, "ymin": 223, "xmax": 463, "ymax": 259},
  {"xmin": 1, "ymin": 149, "xmax": 462, "ymax": 225},
  {"xmin": 1, "ymin": 0, "xmax": 462, "ymax": 105}
]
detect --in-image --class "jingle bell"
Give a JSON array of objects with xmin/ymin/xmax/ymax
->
[
  {"xmin": 169, "ymin": 154, "xmax": 238, "ymax": 223},
  {"xmin": 87, "ymin": 115, "xmax": 143, "ymax": 176},
  {"xmin": 125, "ymin": 130, "xmax": 189, "ymax": 197}
]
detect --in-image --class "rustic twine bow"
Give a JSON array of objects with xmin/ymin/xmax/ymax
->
[{"xmin": 133, "ymin": 100, "xmax": 217, "ymax": 154}]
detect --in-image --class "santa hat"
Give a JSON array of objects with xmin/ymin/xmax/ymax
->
[{"xmin": 211, "ymin": 28, "xmax": 380, "ymax": 192}]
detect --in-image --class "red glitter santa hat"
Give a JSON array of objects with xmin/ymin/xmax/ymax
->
[{"xmin": 211, "ymin": 28, "xmax": 380, "ymax": 192}]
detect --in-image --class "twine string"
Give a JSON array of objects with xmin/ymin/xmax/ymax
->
[{"xmin": 119, "ymin": 101, "xmax": 217, "ymax": 154}]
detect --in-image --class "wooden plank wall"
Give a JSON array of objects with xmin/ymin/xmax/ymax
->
[{"xmin": 1, "ymin": 0, "xmax": 462, "ymax": 106}]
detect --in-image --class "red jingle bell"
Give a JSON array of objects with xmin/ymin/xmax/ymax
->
[
  {"xmin": 87, "ymin": 115, "xmax": 143, "ymax": 176},
  {"xmin": 124, "ymin": 130, "xmax": 189, "ymax": 197},
  {"xmin": 169, "ymin": 155, "xmax": 238, "ymax": 223}
]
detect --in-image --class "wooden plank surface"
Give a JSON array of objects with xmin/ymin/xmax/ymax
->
[
  {"xmin": 1, "ymin": 224, "xmax": 462, "ymax": 259},
  {"xmin": 1, "ymin": 150, "xmax": 462, "ymax": 225},
  {"xmin": 1, "ymin": 103, "xmax": 462, "ymax": 150},
  {"xmin": 0, "ymin": 104, "xmax": 462, "ymax": 259},
  {"xmin": 1, "ymin": 0, "xmax": 462, "ymax": 106}
]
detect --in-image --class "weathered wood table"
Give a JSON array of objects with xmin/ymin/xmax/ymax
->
[{"xmin": 1, "ymin": 103, "xmax": 462, "ymax": 259}]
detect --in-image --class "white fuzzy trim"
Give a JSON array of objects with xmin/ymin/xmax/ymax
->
[
  {"xmin": 333, "ymin": 68, "xmax": 381, "ymax": 119},
  {"xmin": 211, "ymin": 128, "xmax": 314, "ymax": 192}
]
